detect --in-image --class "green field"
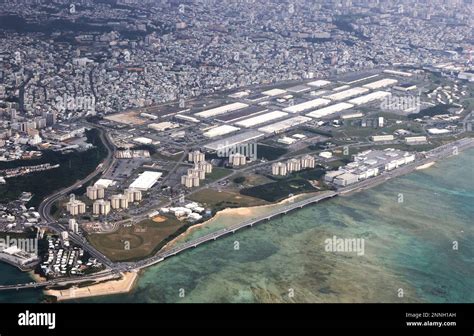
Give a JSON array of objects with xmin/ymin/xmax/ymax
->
[
  {"xmin": 240, "ymin": 178, "xmax": 316, "ymax": 202},
  {"xmin": 152, "ymin": 151, "xmax": 183, "ymax": 162},
  {"xmin": 256, "ymin": 144, "xmax": 288, "ymax": 161},
  {"xmin": 294, "ymin": 167, "xmax": 326, "ymax": 180},
  {"xmin": 204, "ymin": 167, "xmax": 233, "ymax": 182},
  {"xmin": 188, "ymin": 188, "xmax": 268, "ymax": 210},
  {"xmin": 88, "ymin": 216, "xmax": 185, "ymax": 262}
]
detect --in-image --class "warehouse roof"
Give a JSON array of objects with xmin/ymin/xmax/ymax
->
[
  {"xmin": 129, "ymin": 171, "xmax": 163, "ymax": 191},
  {"xmin": 362, "ymin": 78, "xmax": 398, "ymax": 90},
  {"xmin": 307, "ymin": 80, "xmax": 331, "ymax": 88},
  {"xmin": 261, "ymin": 88, "xmax": 287, "ymax": 96},
  {"xmin": 306, "ymin": 102, "xmax": 354, "ymax": 119},
  {"xmin": 204, "ymin": 130, "xmax": 264, "ymax": 151},
  {"xmin": 235, "ymin": 110, "xmax": 288, "ymax": 128},
  {"xmin": 258, "ymin": 116, "xmax": 311, "ymax": 134},
  {"xmin": 348, "ymin": 91, "xmax": 391, "ymax": 105},
  {"xmin": 203, "ymin": 125, "xmax": 241, "ymax": 138},
  {"xmin": 283, "ymin": 98, "xmax": 330, "ymax": 113},
  {"xmin": 323, "ymin": 87, "xmax": 369, "ymax": 101},
  {"xmin": 195, "ymin": 102, "xmax": 249, "ymax": 118}
]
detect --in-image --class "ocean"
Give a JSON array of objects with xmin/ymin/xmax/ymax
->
[{"xmin": 1, "ymin": 148, "xmax": 473, "ymax": 303}]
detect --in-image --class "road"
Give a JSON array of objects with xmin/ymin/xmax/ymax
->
[
  {"xmin": 38, "ymin": 127, "xmax": 115, "ymax": 223},
  {"xmin": 113, "ymin": 137, "xmax": 474, "ymax": 271},
  {"xmin": 3, "ymin": 137, "xmax": 473, "ymax": 292},
  {"xmin": 138, "ymin": 191, "xmax": 337, "ymax": 267},
  {"xmin": 0, "ymin": 269, "xmax": 119, "ymax": 291},
  {"xmin": 37, "ymin": 125, "xmax": 116, "ymax": 267}
]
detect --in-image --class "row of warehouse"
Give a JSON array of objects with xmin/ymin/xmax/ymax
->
[
  {"xmin": 194, "ymin": 77, "xmax": 397, "ymax": 121},
  {"xmin": 192, "ymin": 76, "xmax": 401, "ymax": 149},
  {"xmin": 203, "ymin": 90, "xmax": 392, "ymax": 139}
]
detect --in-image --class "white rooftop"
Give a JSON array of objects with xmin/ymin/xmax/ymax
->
[
  {"xmin": 307, "ymin": 80, "xmax": 331, "ymax": 88},
  {"xmin": 195, "ymin": 102, "xmax": 249, "ymax": 118},
  {"xmin": 283, "ymin": 98, "xmax": 330, "ymax": 113},
  {"xmin": 261, "ymin": 88, "xmax": 287, "ymax": 96},
  {"xmin": 129, "ymin": 171, "xmax": 163, "ymax": 191},
  {"xmin": 203, "ymin": 125, "xmax": 241, "ymax": 138},
  {"xmin": 235, "ymin": 111, "xmax": 288, "ymax": 128},
  {"xmin": 94, "ymin": 179, "xmax": 115, "ymax": 189}
]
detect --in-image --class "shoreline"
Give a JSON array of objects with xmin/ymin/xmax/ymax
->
[
  {"xmin": 43, "ymin": 271, "xmax": 138, "ymax": 302},
  {"xmin": 29, "ymin": 271, "xmax": 47, "ymax": 283},
  {"xmin": 416, "ymin": 161, "xmax": 436, "ymax": 170},
  {"xmin": 31, "ymin": 139, "xmax": 474, "ymax": 300},
  {"xmin": 160, "ymin": 192, "xmax": 318, "ymax": 251}
]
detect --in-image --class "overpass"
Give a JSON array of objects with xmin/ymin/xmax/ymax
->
[
  {"xmin": 3, "ymin": 137, "xmax": 473, "ymax": 292},
  {"xmin": 134, "ymin": 191, "xmax": 338, "ymax": 268},
  {"xmin": 0, "ymin": 270, "xmax": 119, "ymax": 291}
]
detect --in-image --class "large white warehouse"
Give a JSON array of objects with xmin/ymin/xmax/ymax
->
[
  {"xmin": 204, "ymin": 130, "xmax": 264, "ymax": 151},
  {"xmin": 203, "ymin": 125, "xmax": 241, "ymax": 138},
  {"xmin": 362, "ymin": 78, "xmax": 398, "ymax": 90},
  {"xmin": 306, "ymin": 102, "xmax": 354, "ymax": 119},
  {"xmin": 348, "ymin": 91, "xmax": 391, "ymax": 105},
  {"xmin": 323, "ymin": 87, "xmax": 369, "ymax": 101},
  {"xmin": 283, "ymin": 98, "xmax": 330, "ymax": 113},
  {"xmin": 261, "ymin": 88, "xmax": 287, "ymax": 96},
  {"xmin": 307, "ymin": 80, "xmax": 331, "ymax": 88},
  {"xmin": 148, "ymin": 122, "xmax": 179, "ymax": 131},
  {"xmin": 383, "ymin": 70, "xmax": 413, "ymax": 77},
  {"xmin": 129, "ymin": 171, "xmax": 163, "ymax": 191},
  {"xmin": 195, "ymin": 102, "xmax": 249, "ymax": 118},
  {"xmin": 258, "ymin": 116, "xmax": 311, "ymax": 134},
  {"xmin": 235, "ymin": 111, "xmax": 288, "ymax": 128}
]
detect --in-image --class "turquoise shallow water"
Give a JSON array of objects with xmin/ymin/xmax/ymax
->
[{"xmin": 1, "ymin": 149, "xmax": 473, "ymax": 303}]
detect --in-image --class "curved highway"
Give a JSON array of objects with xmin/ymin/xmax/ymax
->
[
  {"xmin": 38, "ymin": 126, "xmax": 115, "ymax": 224},
  {"xmin": 2, "ymin": 137, "xmax": 472, "ymax": 292}
]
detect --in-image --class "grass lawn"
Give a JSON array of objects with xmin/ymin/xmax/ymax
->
[
  {"xmin": 188, "ymin": 188, "xmax": 268, "ymax": 209},
  {"xmin": 204, "ymin": 167, "xmax": 233, "ymax": 182},
  {"xmin": 240, "ymin": 178, "xmax": 316, "ymax": 202},
  {"xmin": 152, "ymin": 151, "xmax": 183, "ymax": 161},
  {"xmin": 87, "ymin": 216, "xmax": 185, "ymax": 262}
]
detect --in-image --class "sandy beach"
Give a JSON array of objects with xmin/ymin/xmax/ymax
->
[
  {"xmin": 33, "ymin": 193, "xmax": 317, "ymax": 301},
  {"xmin": 416, "ymin": 161, "xmax": 436, "ymax": 170},
  {"xmin": 29, "ymin": 271, "xmax": 47, "ymax": 283},
  {"xmin": 161, "ymin": 191, "xmax": 321, "ymax": 251},
  {"xmin": 44, "ymin": 271, "xmax": 138, "ymax": 301}
]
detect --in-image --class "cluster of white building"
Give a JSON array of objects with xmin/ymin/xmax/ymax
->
[
  {"xmin": 160, "ymin": 202, "xmax": 206, "ymax": 222},
  {"xmin": 100, "ymin": 189, "xmax": 142, "ymax": 213},
  {"xmin": 198, "ymin": 75, "xmax": 401, "ymax": 153},
  {"xmin": 272, "ymin": 155, "xmax": 316, "ymax": 176},
  {"xmin": 324, "ymin": 149, "xmax": 416, "ymax": 187},
  {"xmin": 229, "ymin": 153, "xmax": 247, "ymax": 167},
  {"xmin": 67, "ymin": 185, "xmax": 144, "ymax": 216},
  {"xmin": 110, "ymin": 194, "xmax": 130, "ymax": 210},
  {"xmin": 65, "ymin": 194, "xmax": 86, "ymax": 216},
  {"xmin": 182, "ymin": 152, "xmax": 213, "ymax": 188},
  {"xmin": 188, "ymin": 150, "xmax": 205, "ymax": 164},
  {"xmin": 86, "ymin": 185, "xmax": 105, "ymax": 200},
  {"xmin": 92, "ymin": 199, "xmax": 111, "ymax": 215}
]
